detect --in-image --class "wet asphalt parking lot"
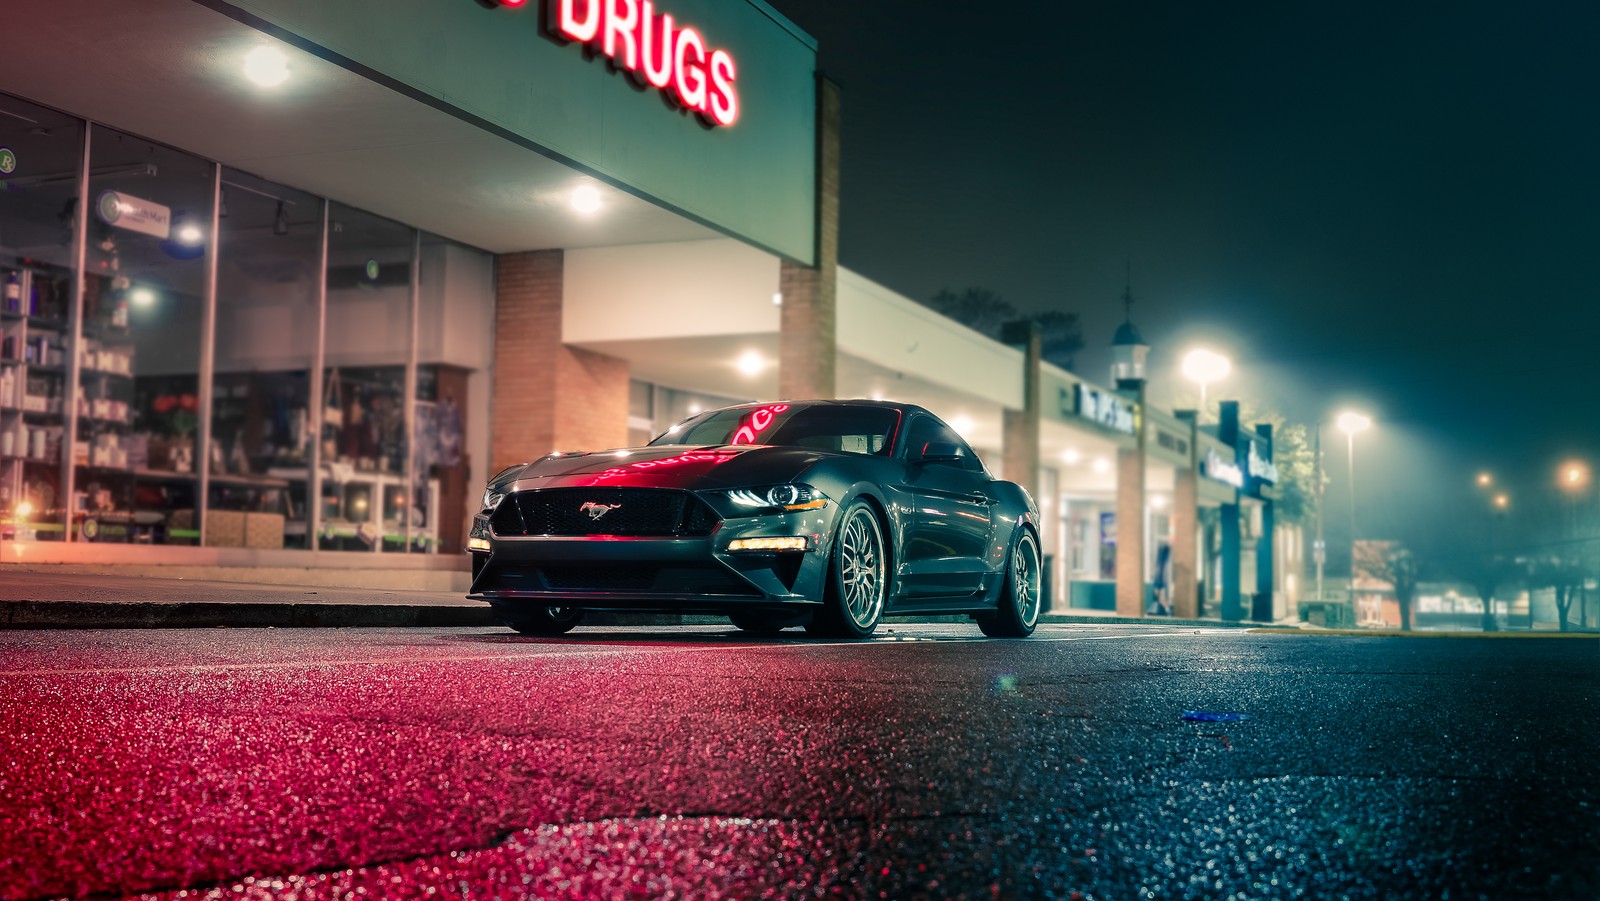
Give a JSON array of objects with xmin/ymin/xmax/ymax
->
[{"xmin": 1, "ymin": 623, "xmax": 1596, "ymax": 900}]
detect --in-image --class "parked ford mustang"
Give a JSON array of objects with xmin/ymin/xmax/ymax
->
[{"xmin": 466, "ymin": 400, "xmax": 1041, "ymax": 638}]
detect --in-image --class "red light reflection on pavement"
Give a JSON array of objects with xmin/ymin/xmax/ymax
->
[{"xmin": 0, "ymin": 636, "xmax": 914, "ymax": 900}]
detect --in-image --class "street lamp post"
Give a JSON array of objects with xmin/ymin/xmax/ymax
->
[
  {"xmin": 1336, "ymin": 411, "xmax": 1372, "ymax": 617},
  {"xmin": 1181, "ymin": 349, "xmax": 1231, "ymax": 422},
  {"xmin": 1557, "ymin": 460, "xmax": 1591, "ymax": 629}
]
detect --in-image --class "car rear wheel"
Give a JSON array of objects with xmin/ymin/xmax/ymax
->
[
  {"xmin": 500, "ymin": 605, "xmax": 584, "ymax": 636},
  {"xmin": 808, "ymin": 501, "xmax": 887, "ymax": 639},
  {"xmin": 977, "ymin": 528, "xmax": 1041, "ymax": 638}
]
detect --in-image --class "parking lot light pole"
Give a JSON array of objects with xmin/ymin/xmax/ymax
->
[{"xmin": 1336, "ymin": 411, "xmax": 1372, "ymax": 608}]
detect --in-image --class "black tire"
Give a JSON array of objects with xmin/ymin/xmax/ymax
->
[
  {"xmin": 977, "ymin": 527, "xmax": 1041, "ymax": 638},
  {"xmin": 729, "ymin": 611, "xmax": 802, "ymax": 635},
  {"xmin": 808, "ymin": 501, "xmax": 888, "ymax": 638},
  {"xmin": 500, "ymin": 605, "xmax": 584, "ymax": 636}
]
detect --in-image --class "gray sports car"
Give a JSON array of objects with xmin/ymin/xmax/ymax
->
[{"xmin": 466, "ymin": 400, "xmax": 1041, "ymax": 638}]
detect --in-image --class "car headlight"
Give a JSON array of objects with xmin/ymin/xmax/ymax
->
[
  {"xmin": 722, "ymin": 484, "xmax": 828, "ymax": 513},
  {"xmin": 483, "ymin": 488, "xmax": 507, "ymax": 511}
]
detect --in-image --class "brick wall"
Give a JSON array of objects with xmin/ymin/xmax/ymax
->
[
  {"xmin": 492, "ymin": 250, "xmax": 628, "ymax": 473},
  {"xmin": 778, "ymin": 76, "xmax": 841, "ymax": 400}
]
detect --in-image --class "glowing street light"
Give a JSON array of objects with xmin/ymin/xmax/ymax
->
[
  {"xmin": 1336, "ymin": 411, "xmax": 1372, "ymax": 437},
  {"xmin": 1476, "ymin": 472, "xmax": 1493, "ymax": 488},
  {"xmin": 1180, "ymin": 348, "xmax": 1231, "ymax": 420},
  {"xmin": 1558, "ymin": 460, "xmax": 1590, "ymax": 492},
  {"xmin": 1493, "ymin": 492, "xmax": 1510, "ymax": 510}
]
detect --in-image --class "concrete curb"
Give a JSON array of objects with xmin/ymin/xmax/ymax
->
[
  {"xmin": 0, "ymin": 602, "xmax": 500, "ymax": 630},
  {"xmin": 1038, "ymin": 613, "xmax": 1264, "ymax": 629}
]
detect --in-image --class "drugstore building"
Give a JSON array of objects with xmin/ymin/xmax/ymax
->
[{"xmin": 0, "ymin": 0, "xmax": 1295, "ymax": 617}]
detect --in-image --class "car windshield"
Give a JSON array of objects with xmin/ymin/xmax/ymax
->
[{"xmin": 651, "ymin": 404, "xmax": 898, "ymax": 455}]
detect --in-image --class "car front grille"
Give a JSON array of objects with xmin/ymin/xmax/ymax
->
[{"xmin": 491, "ymin": 488, "xmax": 720, "ymax": 538}]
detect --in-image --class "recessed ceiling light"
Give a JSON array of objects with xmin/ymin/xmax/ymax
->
[
  {"xmin": 244, "ymin": 46, "xmax": 291, "ymax": 88},
  {"xmin": 174, "ymin": 222, "xmax": 204, "ymax": 246},
  {"xmin": 1092, "ymin": 457, "xmax": 1111, "ymax": 474},
  {"xmin": 949, "ymin": 416, "xmax": 974, "ymax": 436},
  {"xmin": 736, "ymin": 350, "xmax": 765, "ymax": 377},
  {"xmin": 570, "ymin": 185, "xmax": 602, "ymax": 215},
  {"xmin": 1061, "ymin": 448, "xmax": 1082, "ymax": 465},
  {"xmin": 129, "ymin": 287, "xmax": 157, "ymax": 307}
]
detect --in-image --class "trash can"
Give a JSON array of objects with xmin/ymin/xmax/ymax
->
[{"xmin": 1251, "ymin": 591, "xmax": 1274, "ymax": 623}]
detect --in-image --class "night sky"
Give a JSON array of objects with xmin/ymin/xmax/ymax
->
[{"xmin": 765, "ymin": 0, "xmax": 1600, "ymax": 539}]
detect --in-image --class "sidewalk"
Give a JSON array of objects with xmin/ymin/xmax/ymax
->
[
  {"xmin": 0, "ymin": 570, "xmax": 1269, "ymax": 630},
  {"xmin": 1, "ymin": 571, "xmax": 494, "ymax": 629}
]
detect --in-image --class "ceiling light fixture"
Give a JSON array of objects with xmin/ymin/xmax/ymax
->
[
  {"xmin": 736, "ymin": 350, "xmax": 765, "ymax": 377},
  {"xmin": 174, "ymin": 222, "xmax": 205, "ymax": 246},
  {"xmin": 570, "ymin": 184, "xmax": 602, "ymax": 215},
  {"xmin": 244, "ymin": 46, "xmax": 291, "ymax": 88}
]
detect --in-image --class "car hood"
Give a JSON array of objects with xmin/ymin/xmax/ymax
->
[{"xmin": 501, "ymin": 445, "xmax": 827, "ymax": 491}]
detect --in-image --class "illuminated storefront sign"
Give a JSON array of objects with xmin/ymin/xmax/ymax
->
[
  {"xmin": 96, "ymin": 190, "xmax": 170, "ymax": 239},
  {"xmin": 489, "ymin": 0, "xmax": 740, "ymax": 127},
  {"xmin": 1074, "ymin": 384, "xmax": 1136, "ymax": 435},
  {"xmin": 1246, "ymin": 441, "xmax": 1279, "ymax": 485},
  {"xmin": 1201, "ymin": 449, "xmax": 1244, "ymax": 488}
]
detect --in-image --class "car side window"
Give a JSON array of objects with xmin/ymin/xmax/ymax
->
[{"xmin": 903, "ymin": 416, "xmax": 984, "ymax": 472}]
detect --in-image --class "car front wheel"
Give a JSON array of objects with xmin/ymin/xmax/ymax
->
[
  {"xmin": 977, "ymin": 527, "xmax": 1041, "ymax": 638},
  {"xmin": 808, "ymin": 501, "xmax": 888, "ymax": 639}
]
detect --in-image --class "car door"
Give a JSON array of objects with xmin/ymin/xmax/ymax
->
[{"xmin": 897, "ymin": 415, "xmax": 997, "ymax": 598}]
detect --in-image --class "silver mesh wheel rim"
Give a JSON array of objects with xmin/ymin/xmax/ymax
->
[
  {"xmin": 839, "ymin": 509, "xmax": 885, "ymax": 629},
  {"xmin": 1014, "ymin": 532, "xmax": 1041, "ymax": 628}
]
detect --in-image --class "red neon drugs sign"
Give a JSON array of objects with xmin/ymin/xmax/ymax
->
[{"xmin": 490, "ymin": 0, "xmax": 739, "ymax": 127}]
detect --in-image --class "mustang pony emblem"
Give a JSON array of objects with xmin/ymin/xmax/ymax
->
[{"xmin": 579, "ymin": 501, "xmax": 623, "ymax": 521}]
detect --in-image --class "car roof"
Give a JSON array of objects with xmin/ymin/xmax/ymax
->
[{"xmin": 709, "ymin": 399, "xmax": 932, "ymax": 417}]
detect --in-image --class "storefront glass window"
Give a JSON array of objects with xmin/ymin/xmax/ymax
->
[
  {"xmin": 0, "ymin": 93, "xmax": 82, "ymax": 541},
  {"xmin": 321, "ymin": 203, "xmax": 413, "ymax": 552},
  {"xmin": 213, "ymin": 168, "xmax": 322, "ymax": 549},
  {"xmin": 80, "ymin": 126, "xmax": 212, "ymax": 545}
]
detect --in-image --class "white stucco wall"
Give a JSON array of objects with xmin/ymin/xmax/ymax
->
[
  {"xmin": 563, "ymin": 239, "xmax": 781, "ymax": 344},
  {"xmin": 836, "ymin": 269, "xmax": 1023, "ymax": 409}
]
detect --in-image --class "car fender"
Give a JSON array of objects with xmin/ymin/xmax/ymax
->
[{"xmin": 819, "ymin": 478, "xmax": 908, "ymax": 596}]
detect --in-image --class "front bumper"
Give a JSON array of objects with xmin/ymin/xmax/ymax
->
[{"xmin": 466, "ymin": 506, "xmax": 834, "ymax": 613}]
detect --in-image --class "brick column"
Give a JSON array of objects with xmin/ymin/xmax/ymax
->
[
  {"xmin": 779, "ymin": 76, "xmax": 840, "ymax": 400},
  {"xmin": 1114, "ymin": 381, "xmax": 1147, "ymax": 617},
  {"xmin": 1001, "ymin": 320, "xmax": 1041, "ymax": 499},
  {"xmin": 491, "ymin": 250, "xmax": 628, "ymax": 473}
]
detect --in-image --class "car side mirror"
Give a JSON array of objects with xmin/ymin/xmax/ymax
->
[{"xmin": 915, "ymin": 441, "xmax": 966, "ymax": 466}]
